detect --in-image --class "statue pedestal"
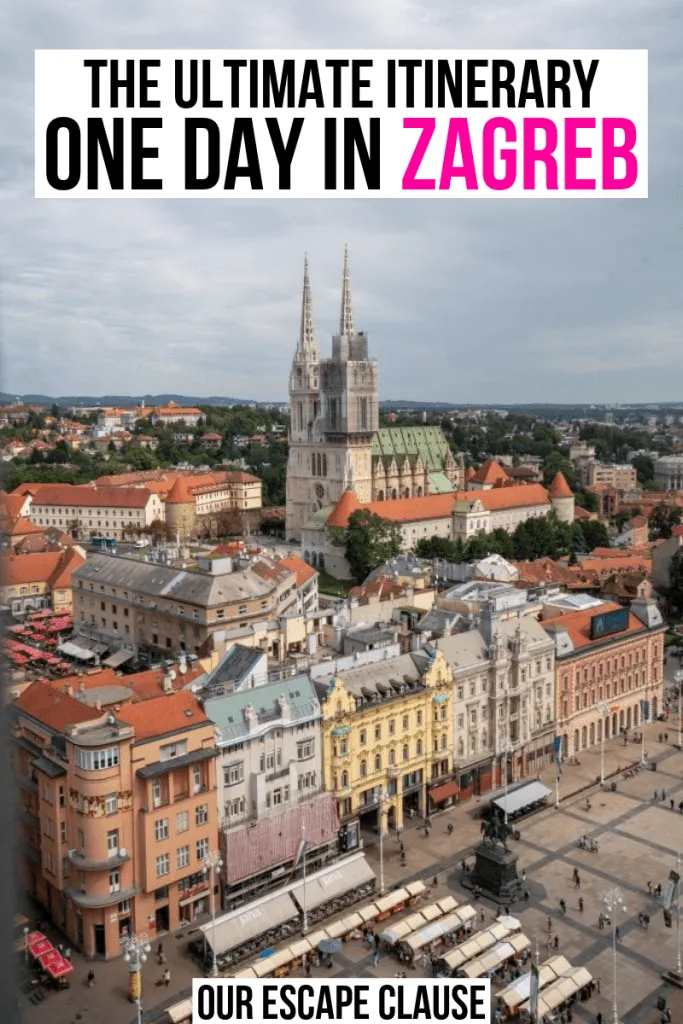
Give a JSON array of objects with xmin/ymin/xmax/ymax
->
[{"xmin": 466, "ymin": 843, "xmax": 523, "ymax": 903}]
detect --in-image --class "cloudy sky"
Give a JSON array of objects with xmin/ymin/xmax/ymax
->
[{"xmin": 3, "ymin": 0, "xmax": 682, "ymax": 404}]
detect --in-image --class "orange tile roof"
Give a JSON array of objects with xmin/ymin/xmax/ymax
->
[
  {"xmin": 15, "ymin": 483, "xmax": 153, "ymax": 509},
  {"xmin": 15, "ymin": 681, "xmax": 101, "ymax": 731},
  {"xmin": 579, "ymin": 555, "xmax": 651, "ymax": 575},
  {"xmin": 327, "ymin": 489, "xmax": 360, "ymax": 528},
  {"xmin": 549, "ymin": 471, "xmax": 573, "ymax": 499},
  {"xmin": 1, "ymin": 548, "xmax": 85, "ymax": 588},
  {"xmin": 1, "ymin": 516, "xmax": 43, "ymax": 537},
  {"xmin": 51, "ymin": 663, "xmax": 206, "ymax": 702},
  {"xmin": 117, "ymin": 691, "xmax": 209, "ymax": 742},
  {"xmin": 0, "ymin": 491, "xmax": 28, "ymax": 518},
  {"xmin": 465, "ymin": 467, "xmax": 476, "ymax": 482},
  {"xmin": 279, "ymin": 555, "xmax": 317, "ymax": 587},
  {"xmin": 471, "ymin": 459, "xmax": 510, "ymax": 486},
  {"xmin": 574, "ymin": 505, "xmax": 595, "ymax": 521},
  {"xmin": 50, "ymin": 548, "xmax": 85, "ymax": 590},
  {"xmin": 543, "ymin": 602, "xmax": 648, "ymax": 649},
  {"xmin": 470, "ymin": 483, "xmax": 549, "ymax": 512}
]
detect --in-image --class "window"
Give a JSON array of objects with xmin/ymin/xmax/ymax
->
[
  {"xmin": 75, "ymin": 746, "xmax": 119, "ymax": 770},
  {"xmin": 402, "ymin": 715, "xmax": 409, "ymax": 730},
  {"xmin": 297, "ymin": 739, "xmax": 314, "ymax": 760},
  {"xmin": 177, "ymin": 845, "xmax": 190, "ymax": 869},
  {"xmin": 118, "ymin": 898, "xmax": 131, "ymax": 914},
  {"xmin": 60, "ymin": 821, "xmax": 67, "ymax": 843},
  {"xmin": 374, "ymin": 724, "xmax": 381, "ymax": 740},
  {"xmin": 195, "ymin": 804, "xmax": 209, "ymax": 826},
  {"xmin": 155, "ymin": 818, "xmax": 169, "ymax": 841},
  {"xmin": 156, "ymin": 854, "xmax": 170, "ymax": 877},
  {"xmin": 109, "ymin": 869, "xmax": 121, "ymax": 894},
  {"xmin": 416, "ymin": 739, "xmax": 423, "ymax": 756},
  {"xmin": 193, "ymin": 766, "xmax": 203, "ymax": 793},
  {"xmin": 107, "ymin": 830, "xmax": 119, "ymax": 855},
  {"xmin": 359, "ymin": 730, "xmax": 367, "ymax": 745},
  {"xmin": 374, "ymin": 754, "xmax": 382, "ymax": 771},
  {"xmin": 360, "ymin": 760, "xmax": 367, "ymax": 778},
  {"xmin": 224, "ymin": 763, "xmax": 244, "ymax": 786},
  {"xmin": 403, "ymin": 744, "xmax": 409, "ymax": 761},
  {"xmin": 160, "ymin": 740, "xmax": 187, "ymax": 761},
  {"xmin": 416, "ymin": 711, "xmax": 422, "ymax": 726},
  {"xmin": 176, "ymin": 810, "xmax": 189, "ymax": 833},
  {"xmin": 196, "ymin": 837, "xmax": 209, "ymax": 862}
]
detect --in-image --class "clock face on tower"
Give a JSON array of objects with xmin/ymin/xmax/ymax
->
[{"xmin": 315, "ymin": 483, "xmax": 325, "ymax": 500}]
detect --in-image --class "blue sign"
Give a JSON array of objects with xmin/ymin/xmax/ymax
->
[{"xmin": 590, "ymin": 607, "xmax": 630, "ymax": 641}]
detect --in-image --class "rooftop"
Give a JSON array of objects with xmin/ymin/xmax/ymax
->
[{"xmin": 203, "ymin": 674, "xmax": 320, "ymax": 744}]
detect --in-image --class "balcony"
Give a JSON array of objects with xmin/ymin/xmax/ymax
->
[
  {"xmin": 68, "ymin": 849, "xmax": 131, "ymax": 871},
  {"xmin": 64, "ymin": 884, "xmax": 138, "ymax": 910},
  {"xmin": 386, "ymin": 766, "xmax": 400, "ymax": 778}
]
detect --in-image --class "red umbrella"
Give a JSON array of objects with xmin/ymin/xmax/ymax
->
[
  {"xmin": 43, "ymin": 955, "xmax": 72, "ymax": 979},
  {"xmin": 29, "ymin": 937, "xmax": 53, "ymax": 958}
]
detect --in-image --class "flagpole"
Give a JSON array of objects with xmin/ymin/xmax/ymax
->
[
  {"xmin": 302, "ymin": 822, "xmax": 308, "ymax": 934},
  {"xmin": 677, "ymin": 851, "xmax": 681, "ymax": 976}
]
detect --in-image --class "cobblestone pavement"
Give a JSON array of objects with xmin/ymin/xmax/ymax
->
[{"xmin": 18, "ymin": 702, "xmax": 683, "ymax": 1024}]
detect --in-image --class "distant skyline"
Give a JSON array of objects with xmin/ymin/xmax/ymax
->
[{"xmin": 3, "ymin": 1, "xmax": 682, "ymax": 403}]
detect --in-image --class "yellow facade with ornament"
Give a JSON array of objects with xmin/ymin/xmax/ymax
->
[{"xmin": 315, "ymin": 648, "xmax": 455, "ymax": 852}]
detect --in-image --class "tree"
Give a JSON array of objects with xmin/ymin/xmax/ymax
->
[
  {"xmin": 631, "ymin": 454, "xmax": 655, "ymax": 486},
  {"xmin": 581, "ymin": 520, "xmax": 610, "ymax": 550},
  {"xmin": 649, "ymin": 504, "xmax": 682, "ymax": 540},
  {"xmin": 574, "ymin": 490, "xmax": 599, "ymax": 513},
  {"xmin": 415, "ymin": 536, "xmax": 460, "ymax": 560},
  {"xmin": 50, "ymin": 403, "xmax": 60, "ymax": 419},
  {"xmin": 669, "ymin": 551, "xmax": 683, "ymax": 614},
  {"xmin": 344, "ymin": 510, "xmax": 402, "ymax": 583}
]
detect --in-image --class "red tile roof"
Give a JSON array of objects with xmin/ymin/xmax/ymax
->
[
  {"xmin": 16, "ymin": 483, "xmax": 153, "ymax": 509},
  {"xmin": 327, "ymin": 489, "xmax": 361, "ymax": 528},
  {"xmin": 549, "ymin": 471, "xmax": 573, "ymax": 499},
  {"xmin": 15, "ymin": 681, "xmax": 100, "ymax": 731},
  {"xmin": 543, "ymin": 602, "xmax": 648, "ymax": 649},
  {"xmin": 471, "ymin": 459, "xmax": 510, "ymax": 486},
  {"xmin": 279, "ymin": 555, "xmax": 317, "ymax": 587},
  {"xmin": 117, "ymin": 691, "xmax": 209, "ymax": 742},
  {"xmin": 0, "ymin": 491, "xmax": 28, "ymax": 518}
]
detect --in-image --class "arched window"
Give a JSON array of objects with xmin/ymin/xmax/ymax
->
[
  {"xmin": 318, "ymin": 553, "xmax": 325, "ymax": 570},
  {"xmin": 388, "ymin": 748, "xmax": 395, "ymax": 766},
  {"xmin": 316, "ymin": 453, "xmax": 322, "ymax": 477},
  {"xmin": 304, "ymin": 550, "xmax": 310, "ymax": 563},
  {"xmin": 341, "ymin": 770, "xmax": 348, "ymax": 787},
  {"xmin": 441, "ymin": 734, "xmax": 447, "ymax": 749},
  {"xmin": 416, "ymin": 739, "xmax": 423, "ymax": 756},
  {"xmin": 310, "ymin": 552, "xmax": 317, "ymax": 567},
  {"xmin": 322, "ymin": 454, "xmax": 327, "ymax": 477},
  {"xmin": 417, "ymin": 486, "xmax": 423, "ymax": 497},
  {"xmin": 360, "ymin": 760, "xmax": 367, "ymax": 777},
  {"xmin": 374, "ymin": 754, "xmax": 381, "ymax": 771},
  {"xmin": 404, "ymin": 488, "xmax": 410, "ymax": 498},
  {"xmin": 377, "ymin": 490, "xmax": 384, "ymax": 501},
  {"xmin": 402, "ymin": 744, "xmax": 409, "ymax": 761},
  {"xmin": 391, "ymin": 488, "xmax": 397, "ymax": 499},
  {"xmin": 311, "ymin": 454, "xmax": 316, "ymax": 476}
]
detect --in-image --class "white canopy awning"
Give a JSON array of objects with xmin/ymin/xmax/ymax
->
[
  {"xmin": 57, "ymin": 641, "xmax": 96, "ymax": 661},
  {"xmin": 289, "ymin": 853, "xmax": 375, "ymax": 912},
  {"xmin": 492, "ymin": 781, "xmax": 551, "ymax": 816},
  {"xmin": 199, "ymin": 890, "xmax": 299, "ymax": 956}
]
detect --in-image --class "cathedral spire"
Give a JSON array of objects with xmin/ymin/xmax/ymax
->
[
  {"xmin": 339, "ymin": 243, "xmax": 355, "ymax": 336},
  {"xmin": 296, "ymin": 253, "xmax": 318, "ymax": 361}
]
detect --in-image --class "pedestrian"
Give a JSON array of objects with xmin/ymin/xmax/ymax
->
[
  {"xmin": 647, "ymin": 881, "xmax": 653, "ymax": 895},
  {"xmin": 504, "ymin": 907, "xmax": 509, "ymax": 916},
  {"xmin": 87, "ymin": 969, "xmax": 95, "ymax": 988},
  {"xmin": 372, "ymin": 951, "xmax": 380, "ymax": 967},
  {"xmin": 567, "ymin": 1009, "xmax": 572, "ymax": 1023},
  {"xmin": 597, "ymin": 1013, "xmax": 603, "ymax": 1024},
  {"xmin": 374, "ymin": 934, "xmax": 380, "ymax": 950},
  {"xmin": 559, "ymin": 899, "xmax": 566, "ymax": 915},
  {"xmin": 305, "ymin": 958, "xmax": 311, "ymax": 978},
  {"xmin": 579, "ymin": 897, "xmax": 584, "ymax": 913},
  {"xmin": 615, "ymin": 927, "xmax": 620, "ymax": 942},
  {"xmin": 524, "ymin": 889, "xmax": 530, "ymax": 902},
  {"xmin": 157, "ymin": 941, "xmax": 164, "ymax": 958},
  {"xmin": 547, "ymin": 916, "xmax": 552, "ymax": 934},
  {"xmin": 553, "ymin": 935, "xmax": 559, "ymax": 949},
  {"xmin": 163, "ymin": 967, "xmax": 170, "ymax": 986},
  {"xmin": 662, "ymin": 789, "xmax": 667, "ymax": 801},
  {"xmin": 573, "ymin": 867, "xmax": 579, "ymax": 885},
  {"xmin": 479, "ymin": 907, "xmax": 485, "ymax": 923},
  {"xmin": 424, "ymin": 825, "xmax": 430, "ymax": 838},
  {"xmin": 522, "ymin": 870, "xmax": 526, "ymax": 884},
  {"xmin": 447, "ymin": 823, "xmax": 454, "ymax": 836},
  {"xmin": 64, "ymin": 947, "xmax": 71, "ymax": 961},
  {"xmin": 400, "ymin": 851, "xmax": 406, "ymax": 867},
  {"xmin": 655, "ymin": 790, "xmax": 659, "ymax": 801},
  {"xmin": 678, "ymin": 801, "xmax": 683, "ymax": 814},
  {"xmin": 598, "ymin": 913, "xmax": 604, "ymax": 930},
  {"xmin": 665, "ymin": 732, "xmax": 669, "ymax": 742},
  {"xmin": 399, "ymin": 840, "xmax": 405, "ymax": 853}
]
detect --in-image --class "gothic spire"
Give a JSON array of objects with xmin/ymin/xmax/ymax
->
[
  {"xmin": 339, "ymin": 243, "xmax": 355, "ymax": 336},
  {"xmin": 296, "ymin": 252, "xmax": 318, "ymax": 361}
]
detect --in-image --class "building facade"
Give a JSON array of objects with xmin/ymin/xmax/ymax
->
[
  {"xmin": 285, "ymin": 250, "xmax": 462, "ymax": 540},
  {"xmin": 654, "ymin": 455, "xmax": 683, "ymax": 492},
  {"xmin": 12, "ymin": 683, "xmax": 218, "ymax": 960},
  {"xmin": 543, "ymin": 598, "xmax": 666, "ymax": 757},
  {"xmin": 315, "ymin": 648, "xmax": 454, "ymax": 850},
  {"xmin": 580, "ymin": 463, "xmax": 638, "ymax": 491},
  {"xmin": 202, "ymin": 674, "xmax": 337, "ymax": 905},
  {"xmin": 18, "ymin": 484, "xmax": 164, "ymax": 541}
]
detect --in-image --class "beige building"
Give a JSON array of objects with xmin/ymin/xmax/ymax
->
[
  {"xmin": 579, "ymin": 462, "xmax": 638, "ymax": 490},
  {"xmin": 71, "ymin": 553, "xmax": 299, "ymax": 660},
  {"xmin": 16, "ymin": 483, "xmax": 164, "ymax": 540},
  {"xmin": 285, "ymin": 250, "xmax": 462, "ymax": 541}
]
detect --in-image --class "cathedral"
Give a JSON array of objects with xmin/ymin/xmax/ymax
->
[{"xmin": 285, "ymin": 248, "xmax": 464, "ymax": 541}]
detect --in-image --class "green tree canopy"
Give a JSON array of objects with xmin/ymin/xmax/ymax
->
[{"xmin": 344, "ymin": 509, "xmax": 402, "ymax": 583}]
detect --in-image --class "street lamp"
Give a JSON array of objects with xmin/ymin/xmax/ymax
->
[
  {"xmin": 499, "ymin": 741, "xmax": 512, "ymax": 824},
  {"xmin": 203, "ymin": 849, "xmax": 224, "ymax": 977},
  {"xmin": 23, "ymin": 926, "xmax": 29, "ymax": 966},
  {"xmin": 597, "ymin": 701, "xmax": 609, "ymax": 786},
  {"xmin": 675, "ymin": 670, "xmax": 683, "ymax": 750},
  {"xmin": 603, "ymin": 887, "xmax": 626, "ymax": 1024},
  {"xmin": 122, "ymin": 932, "xmax": 151, "ymax": 1024},
  {"xmin": 378, "ymin": 789, "xmax": 389, "ymax": 896}
]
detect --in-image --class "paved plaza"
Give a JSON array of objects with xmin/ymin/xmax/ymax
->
[{"xmin": 18, "ymin": 708, "xmax": 683, "ymax": 1024}]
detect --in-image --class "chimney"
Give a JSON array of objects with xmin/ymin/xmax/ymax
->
[
  {"xmin": 163, "ymin": 673, "xmax": 174, "ymax": 693},
  {"xmin": 95, "ymin": 699, "xmax": 102, "ymax": 711},
  {"xmin": 66, "ymin": 683, "xmax": 73, "ymax": 697},
  {"xmin": 79, "ymin": 681, "xmax": 86, "ymax": 693}
]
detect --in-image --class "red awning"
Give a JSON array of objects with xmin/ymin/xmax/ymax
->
[{"xmin": 429, "ymin": 781, "xmax": 460, "ymax": 803}]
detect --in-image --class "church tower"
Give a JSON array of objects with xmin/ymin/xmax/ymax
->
[
  {"xmin": 285, "ymin": 247, "xmax": 379, "ymax": 542},
  {"xmin": 318, "ymin": 245, "xmax": 379, "ymax": 510},
  {"xmin": 285, "ymin": 255, "xmax": 322, "ymax": 540}
]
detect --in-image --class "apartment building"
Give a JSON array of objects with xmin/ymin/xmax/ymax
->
[
  {"xmin": 542, "ymin": 597, "xmax": 666, "ymax": 756},
  {"xmin": 579, "ymin": 462, "xmax": 638, "ymax": 491},
  {"xmin": 71, "ymin": 554, "xmax": 299, "ymax": 660},
  {"xmin": 315, "ymin": 647, "xmax": 454, "ymax": 851},
  {"xmin": 12, "ymin": 683, "xmax": 218, "ymax": 959},
  {"xmin": 16, "ymin": 483, "xmax": 164, "ymax": 541},
  {"xmin": 202, "ymin": 674, "xmax": 338, "ymax": 905},
  {"xmin": 1, "ymin": 548, "xmax": 85, "ymax": 615}
]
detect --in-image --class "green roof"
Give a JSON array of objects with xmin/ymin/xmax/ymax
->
[
  {"xmin": 204, "ymin": 674, "xmax": 319, "ymax": 744},
  {"xmin": 373, "ymin": 426, "xmax": 451, "ymax": 473},
  {"xmin": 428, "ymin": 471, "xmax": 455, "ymax": 494}
]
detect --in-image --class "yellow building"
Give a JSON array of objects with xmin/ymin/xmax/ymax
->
[
  {"xmin": 315, "ymin": 648, "xmax": 454, "ymax": 851},
  {"xmin": 1, "ymin": 549, "xmax": 85, "ymax": 616}
]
